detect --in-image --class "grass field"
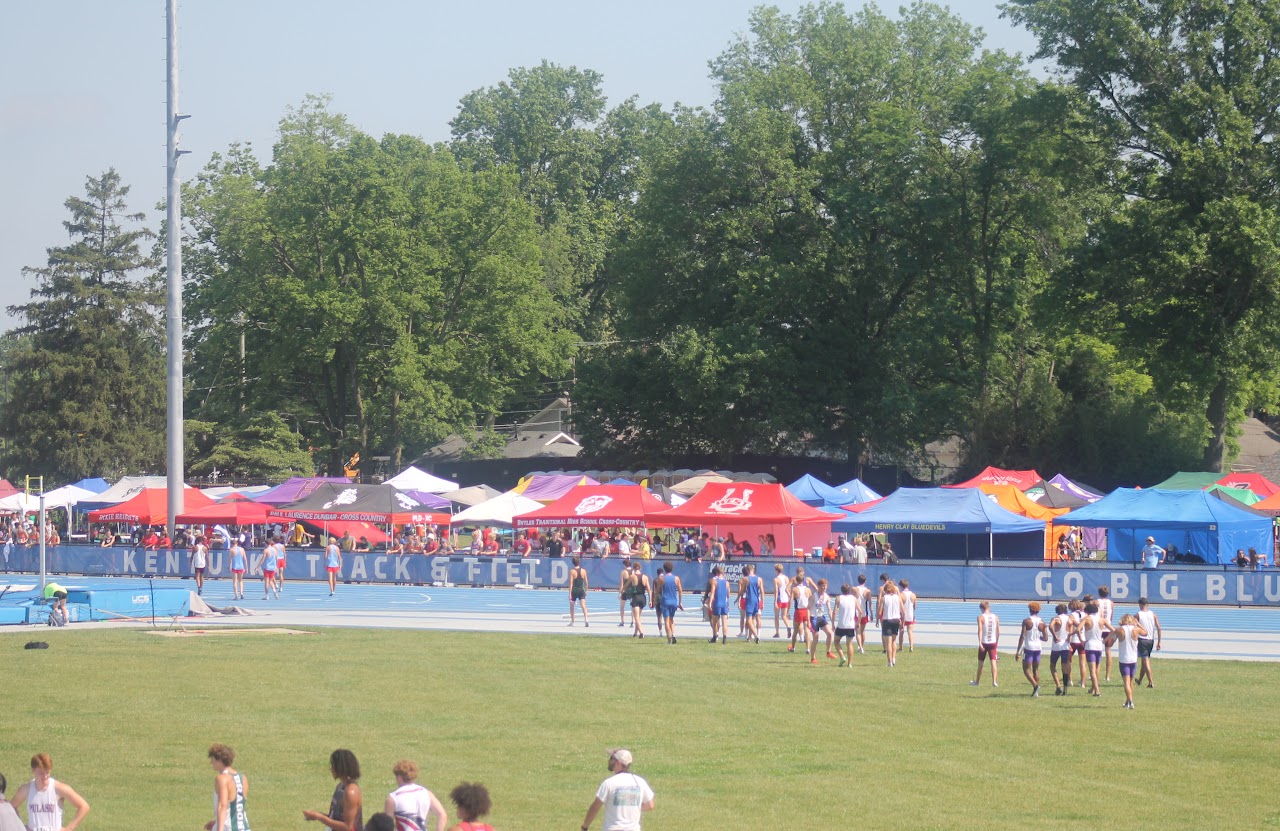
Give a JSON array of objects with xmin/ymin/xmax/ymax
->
[{"xmin": 0, "ymin": 625, "xmax": 1274, "ymax": 830}]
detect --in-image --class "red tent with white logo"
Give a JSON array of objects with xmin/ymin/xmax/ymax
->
[
  {"xmin": 649, "ymin": 482, "xmax": 843, "ymax": 555},
  {"xmin": 951, "ymin": 466, "xmax": 1044, "ymax": 490},
  {"xmin": 512, "ymin": 484, "xmax": 670, "ymax": 529}
]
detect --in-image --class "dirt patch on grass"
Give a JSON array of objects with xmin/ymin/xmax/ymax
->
[{"xmin": 147, "ymin": 627, "xmax": 317, "ymax": 637}]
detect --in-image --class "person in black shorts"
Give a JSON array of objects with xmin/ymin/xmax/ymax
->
[
  {"xmin": 569, "ymin": 556, "xmax": 589, "ymax": 627},
  {"xmin": 629, "ymin": 563, "xmax": 649, "ymax": 639}
]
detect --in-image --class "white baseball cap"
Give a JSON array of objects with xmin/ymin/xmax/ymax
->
[{"xmin": 608, "ymin": 749, "xmax": 633, "ymax": 766}]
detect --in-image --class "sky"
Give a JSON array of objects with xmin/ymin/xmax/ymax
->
[{"xmin": 0, "ymin": 1, "xmax": 1039, "ymax": 333}]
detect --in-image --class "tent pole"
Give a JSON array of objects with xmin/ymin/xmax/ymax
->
[
  {"xmin": 910, "ymin": 533, "xmax": 914, "ymax": 559},
  {"xmin": 39, "ymin": 493, "xmax": 47, "ymax": 594},
  {"xmin": 989, "ymin": 530, "xmax": 994, "ymax": 561}
]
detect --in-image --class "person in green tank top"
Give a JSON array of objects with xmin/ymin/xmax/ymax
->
[
  {"xmin": 42, "ymin": 582, "xmax": 68, "ymax": 622},
  {"xmin": 207, "ymin": 744, "xmax": 250, "ymax": 831},
  {"xmin": 569, "ymin": 556, "xmax": 590, "ymax": 627}
]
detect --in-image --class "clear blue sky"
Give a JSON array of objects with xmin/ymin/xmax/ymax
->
[{"xmin": 0, "ymin": 1, "xmax": 1037, "ymax": 332}]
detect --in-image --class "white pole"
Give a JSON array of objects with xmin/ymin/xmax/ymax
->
[
  {"xmin": 165, "ymin": 0, "xmax": 189, "ymax": 540},
  {"xmin": 39, "ymin": 494, "xmax": 47, "ymax": 593}
]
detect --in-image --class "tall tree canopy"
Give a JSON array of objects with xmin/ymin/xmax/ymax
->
[
  {"xmin": 0, "ymin": 171, "xmax": 166, "ymax": 481},
  {"xmin": 1005, "ymin": 0, "xmax": 1280, "ymax": 471},
  {"xmin": 184, "ymin": 97, "xmax": 573, "ymax": 473},
  {"xmin": 574, "ymin": 2, "xmax": 1103, "ymax": 472}
]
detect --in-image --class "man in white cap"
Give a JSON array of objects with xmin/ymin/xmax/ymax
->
[
  {"xmin": 1140, "ymin": 536, "xmax": 1165, "ymax": 569},
  {"xmin": 580, "ymin": 749, "xmax": 654, "ymax": 831}
]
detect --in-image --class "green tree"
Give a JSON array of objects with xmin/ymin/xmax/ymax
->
[
  {"xmin": 578, "ymin": 3, "xmax": 1091, "ymax": 472},
  {"xmin": 1005, "ymin": 0, "xmax": 1280, "ymax": 471},
  {"xmin": 0, "ymin": 170, "xmax": 165, "ymax": 481},
  {"xmin": 451, "ymin": 62, "xmax": 675, "ymax": 330},
  {"xmin": 186, "ymin": 413, "xmax": 314, "ymax": 481},
  {"xmin": 184, "ymin": 98, "xmax": 572, "ymax": 474}
]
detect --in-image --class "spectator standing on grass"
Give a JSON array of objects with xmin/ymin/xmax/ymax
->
[
  {"xmin": 580, "ymin": 749, "xmax": 654, "ymax": 831},
  {"xmin": 303, "ymin": 748, "xmax": 363, "ymax": 831},
  {"xmin": 447, "ymin": 782, "xmax": 493, "ymax": 831},
  {"xmin": 205, "ymin": 743, "xmax": 250, "ymax": 831},
  {"xmin": 1015, "ymin": 601, "xmax": 1048, "ymax": 698},
  {"xmin": 11, "ymin": 753, "xmax": 90, "ymax": 831},
  {"xmin": 384, "ymin": 759, "xmax": 447, "ymax": 831},
  {"xmin": 1135, "ymin": 597, "xmax": 1163, "ymax": 688},
  {"xmin": 970, "ymin": 601, "xmax": 1000, "ymax": 688},
  {"xmin": 569, "ymin": 556, "xmax": 590, "ymax": 627},
  {"xmin": 0, "ymin": 771, "xmax": 23, "ymax": 831}
]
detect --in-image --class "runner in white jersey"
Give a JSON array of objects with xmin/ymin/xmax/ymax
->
[
  {"xmin": 970, "ymin": 601, "xmax": 1000, "ymax": 687},
  {"xmin": 1109, "ymin": 614, "xmax": 1147, "ymax": 709},
  {"xmin": 207, "ymin": 744, "xmax": 250, "ymax": 831},
  {"xmin": 788, "ymin": 570, "xmax": 817, "ymax": 658},
  {"xmin": 853, "ymin": 575, "xmax": 873, "ymax": 653},
  {"xmin": 384, "ymin": 760, "xmax": 447, "ymax": 831},
  {"xmin": 772, "ymin": 564, "xmax": 791, "ymax": 639},
  {"xmin": 878, "ymin": 582, "xmax": 903, "ymax": 667},
  {"xmin": 1080, "ymin": 602, "xmax": 1106, "ymax": 696},
  {"xmin": 833, "ymin": 583, "xmax": 860, "ymax": 668},
  {"xmin": 1068, "ymin": 600, "xmax": 1086, "ymax": 687},
  {"xmin": 897, "ymin": 580, "xmax": 917, "ymax": 653},
  {"xmin": 1096, "ymin": 585, "xmax": 1115, "ymax": 681},
  {"xmin": 12, "ymin": 753, "xmax": 89, "ymax": 831},
  {"xmin": 1135, "ymin": 596, "xmax": 1162, "ymax": 688},
  {"xmin": 1015, "ymin": 601, "xmax": 1049, "ymax": 697},
  {"xmin": 1048, "ymin": 603, "xmax": 1074, "ymax": 695}
]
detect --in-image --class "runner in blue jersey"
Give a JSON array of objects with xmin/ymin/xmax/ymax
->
[
  {"xmin": 738, "ymin": 563, "xmax": 764, "ymax": 643},
  {"xmin": 655, "ymin": 561, "xmax": 683, "ymax": 644},
  {"xmin": 706, "ymin": 567, "xmax": 730, "ymax": 644}
]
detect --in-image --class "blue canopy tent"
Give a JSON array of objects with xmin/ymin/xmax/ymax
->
[
  {"xmin": 832, "ymin": 487, "xmax": 1046, "ymax": 560},
  {"xmin": 1058, "ymin": 488, "xmax": 1273, "ymax": 564},
  {"xmin": 832, "ymin": 478, "xmax": 882, "ymax": 505},
  {"xmin": 786, "ymin": 474, "xmax": 848, "ymax": 507},
  {"xmin": 70, "ymin": 478, "xmax": 110, "ymax": 494}
]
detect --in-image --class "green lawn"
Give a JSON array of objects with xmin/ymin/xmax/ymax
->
[{"xmin": 0, "ymin": 627, "xmax": 1273, "ymax": 830}]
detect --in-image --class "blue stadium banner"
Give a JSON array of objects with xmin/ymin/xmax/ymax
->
[{"xmin": 3, "ymin": 545, "xmax": 1279, "ymax": 606}]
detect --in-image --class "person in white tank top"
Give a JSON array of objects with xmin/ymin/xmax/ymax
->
[
  {"xmin": 970, "ymin": 601, "xmax": 1000, "ymax": 688},
  {"xmin": 207, "ymin": 743, "xmax": 250, "ymax": 831},
  {"xmin": 878, "ymin": 582, "xmax": 904, "ymax": 667},
  {"xmin": 1097, "ymin": 586, "xmax": 1115, "ymax": 682},
  {"xmin": 12, "ymin": 753, "xmax": 89, "ymax": 831},
  {"xmin": 833, "ymin": 583, "xmax": 860, "ymax": 667},
  {"xmin": 853, "ymin": 577, "xmax": 873, "ymax": 654},
  {"xmin": 1048, "ymin": 603, "xmax": 1074, "ymax": 695},
  {"xmin": 1135, "ymin": 596, "xmax": 1163, "ymax": 688},
  {"xmin": 788, "ymin": 570, "xmax": 818, "ymax": 658},
  {"xmin": 384, "ymin": 759, "xmax": 447, "ymax": 831},
  {"xmin": 1080, "ymin": 602, "xmax": 1106, "ymax": 696},
  {"xmin": 897, "ymin": 580, "xmax": 918, "ymax": 653},
  {"xmin": 1108, "ymin": 615, "xmax": 1149, "ymax": 709},
  {"xmin": 1015, "ymin": 601, "xmax": 1049, "ymax": 697}
]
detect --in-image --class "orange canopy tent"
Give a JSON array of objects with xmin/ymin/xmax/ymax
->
[
  {"xmin": 977, "ymin": 483, "xmax": 1070, "ymax": 560},
  {"xmin": 87, "ymin": 488, "xmax": 215, "ymax": 525},
  {"xmin": 174, "ymin": 494, "xmax": 274, "ymax": 526}
]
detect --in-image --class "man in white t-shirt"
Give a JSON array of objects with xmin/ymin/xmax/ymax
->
[{"xmin": 580, "ymin": 749, "xmax": 654, "ymax": 831}]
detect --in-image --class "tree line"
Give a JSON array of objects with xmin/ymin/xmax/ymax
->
[{"xmin": 3, "ymin": 0, "xmax": 1279, "ymax": 488}]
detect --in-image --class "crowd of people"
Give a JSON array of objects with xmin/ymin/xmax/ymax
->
[{"xmin": 0, "ymin": 745, "xmax": 656, "ymax": 831}]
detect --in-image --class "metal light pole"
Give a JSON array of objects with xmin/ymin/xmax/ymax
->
[{"xmin": 166, "ymin": 0, "xmax": 189, "ymax": 538}]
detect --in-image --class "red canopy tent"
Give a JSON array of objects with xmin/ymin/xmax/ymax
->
[
  {"xmin": 174, "ymin": 494, "xmax": 275, "ymax": 526},
  {"xmin": 1214, "ymin": 472, "xmax": 1280, "ymax": 500},
  {"xmin": 951, "ymin": 466, "xmax": 1044, "ymax": 490},
  {"xmin": 512, "ymin": 484, "xmax": 670, "ymax": 529},
  {"xmin": 649, "ymin": 482, "xmax": 843, "ymax": 554},
  {"xmin": 87, "ymin": 488, "xmax": 215, "ymax": 525}
]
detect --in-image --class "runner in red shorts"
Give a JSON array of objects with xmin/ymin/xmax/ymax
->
[{"xmin": 788, "ymin": 567, "xmax": 818, "ymax": 661}]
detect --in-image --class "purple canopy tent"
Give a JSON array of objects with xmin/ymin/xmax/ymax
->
[{"xmin": 250, "ymin": 477, "xmax": 351, "ymax": 505}]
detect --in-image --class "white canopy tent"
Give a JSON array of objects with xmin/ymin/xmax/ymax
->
[
  {"xmin": 450, "ymin": 491, "xmax": 545, "ymax": 528},
  {"xmin": 385, "ymin": 466, "xmax": 456, "ymax": 493}
]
